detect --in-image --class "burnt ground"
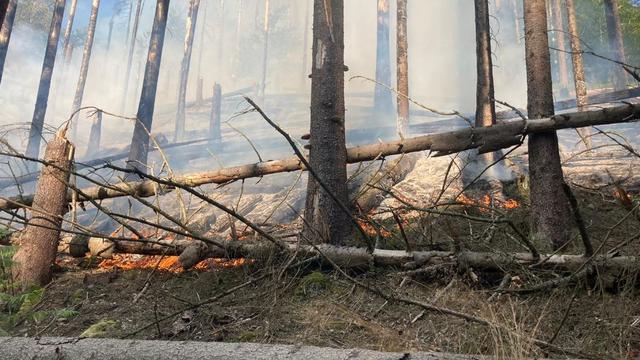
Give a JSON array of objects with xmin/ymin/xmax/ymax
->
[{"xmin": 2, "ymin": 184, "xmax": 640, "ymax": 360}]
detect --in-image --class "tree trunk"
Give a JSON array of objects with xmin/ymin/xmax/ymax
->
[
  {"xmin": 260, "ymin": 0, "xmax": 270, "ymax": 98},
  {"xmin": 301, "ymin": 0, "xmax": 311, "ymax": 89},
  {"xmin": 61, "ymin": 0, "xmax": 78, "ymax": 64},
  {"xmin": 209, "ymin": 82, "xmax": 222, "ymax": 149},
  {"xmin": 565, "ymin": 0, "xmax": 592, "ymax": 148},
  {"xmin": 0, "ymin": 0, "xmax": 17, "ymax": 85},
  {"xmin": 196, "ymin": 0, "xmax": 207, "ymax": 90},
  {"xmin": 549, "ymin": 0, "xmax": 570, "ymax": 98},
  {"xmin": 106, "ymin": 16, "xmax": 114, "ymax": 53},
  {"xmin": 474, "ymin": 0, "xmax": 496, "ymax": 129},
  {"xmin": 523, "ymin": 0, "xmax": 571, "ymax": 250},
  {"xmin": 121, "ymin": 0, "xmax": 143, "ymax": 113},
  {"xmin": 85, "ymin": 110, "xmax": 102, "ymax": 157},
  {"xmin": 126, "ymin": 0, "xmax": 170, "ymax": 175},
  {"xmin": 217, "ymin": 0, "xmax": 226, "ymax": 81},
  {"xmin": 374, "ymin": 0, "xmax": 393, "ymax": 117},
  {"xmin": 70, "ymin": 0, "xmax": 101, "ymax": 140},
  {"xmin": 25, "ymin": 0, "xmax": 66, "ymax": 162},
  {"xmin": 396, "ymin": 0, "xmax": 409, "ymax": 138},
  {"xmin": 12, "ymin": 130, "xmax": 74, "ymax": 289},
  {"xmin": 603, "ymin": 0, "xmax": 627, "ymax": 90},
  {"xmin": 232, "ymin": 0, "xmax": 242, "ymax": 86},
  {"xmin": 5, "ymin": 100, "xmax": 640, "ymax": 211},
  {"xmin": 174, "ymin": 0, "xmax": 201, "ymax": 142},
  {"xmin": 302, "ymin": 0, "xmax": 349, "ymax": 246}
]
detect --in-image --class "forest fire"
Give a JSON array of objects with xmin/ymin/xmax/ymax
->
[
  {"xmin": 98, "ymin": 254, "xmax": 249, "ymax": 273},
  {"xmin": 456, "ymin": 194, "xmax": 520, "ymax": 211}
]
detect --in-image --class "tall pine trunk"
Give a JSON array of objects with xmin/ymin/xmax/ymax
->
[
  {"xmin": 549, "ymin": 0, "xmax": 570, "ymax": 98},
  {"xmin": 523, "ymin": 0, "xmax": 571, "ymax": 250},
  {"xmin": 25, "ymin": 0, "xmax": 66, "ymax": 161},
  {"xmin": 260, "ymin": 0, "xmax": 270, "ymax": 97},
  {"xmin": 603, "ymin": 0, "xmax": 627, "ymax": 90},
  {"xmin": 175, "ymin": 0, "xmax": 201, "ymax": 142},
  {"xmin": 126, "ymin": 0, "xmax": 170, "ymax": 175},
  {"xmin": 374, "ymin": 0, "xmax": 393, "ymax": 117},
  {"xmin": 566, "ymin": 0, "xmax": 592, "ymax": 148},
  {"xmin": 61, "ymin": 0, "xmax": 78, "ymax": 64},
  {"xmin": 301, "ymin": 0, "xmax": 311, "ymax": 89},
  {"xmin": 70, "ymin": 0, "xmax": 101, "ymax": 140},
  {"xmin": 474, "ymin": 0, "xmax": 496, "ymax": 128},
  {"xmin": 396, "ymin": 0, "xmax": 409, "ymax": 137},
  {"xmin": 121, "ymin": 0, "xmax": 143, "ymax": 113},
  {"xmin": 0, "ymin": 0, "xmax": 17, "ymax": 85},
  {"xmin": 302, "ymin": 0, "xmax": 350, "ymax": 245}
]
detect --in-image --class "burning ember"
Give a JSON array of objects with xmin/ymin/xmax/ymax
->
[
  {"xmin": 456, "ymin": 194, "xmax": 520, "ymax": 211},
  {"xmin": 98, "ymin": 254, "xmax": 249, "ymax": 273},
  {"xmin": 358, "ymin": 219, "xmax": 392, "ymax": 237}
]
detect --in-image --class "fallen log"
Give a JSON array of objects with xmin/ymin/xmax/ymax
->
[
  {"xmin": 73, "ymin": 236, "xmax": 640, "ymax": 273},
  {"xmin": 0, "ymin": 337, "xmax": 489, "ymax": 360},
  {"xmin": 2, "ymin": 102, "xmax": 640, "ymax": 211}
]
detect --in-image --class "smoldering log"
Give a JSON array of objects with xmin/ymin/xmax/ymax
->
[
  {"xmin": 71, "ymin": 236, "xmax": 640, "ymax": 274},
  {"xmin": 3, "ymin": 101, "xmax": 640, "ymax": 211}
]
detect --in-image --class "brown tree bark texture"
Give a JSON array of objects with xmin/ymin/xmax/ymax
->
[
  {"xmin": 474, "ymin": 0, "xmax": 496, "ymax": 128},
  {"xmin": 126, "ymin": 0, "xmax": 170, "ymax": 176},
  {"xmin": 523, "ymin": 0, "xmax": 571, "ymax": 249},
  {"xmin": 174, "ymin": 0, "xmax": 201, "ymax": 142},
  {"xmin": 3, "ymin": 102, "xmax": 640, "ymax": 211},
  {"xmin": 302, "ymin": 0, "xmax": 350, "ymax": 246},
  {"xmin": 24, "ymin": 0, "xmax": 66, "ymax": 161},
  {"xmin": 12, "ymin": 131, "xmax": 74, "ymax": 289},
  {"xmin": 396, "ymin": 0, "xmax": 409, "ymax": 137},
  {"xmin": 61, "ymin": 0, "xmax": 78, "ymax": 63}
]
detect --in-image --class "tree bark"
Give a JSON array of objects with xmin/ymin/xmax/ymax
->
[
  {"xmin": 303, "ymin": 0, "xmax": 350, "ymax": 245},
  {"xmin": 12, "ymin": 131, "xmax": 74, "ymax": 289},
  {"xmin": 209, "ymin": 83, "xmax": 222, "ymax": 150},
  {"xmin": 549, "ymin": 0, "xmax": 570, "ymax": 98},
  {"xmin": 5, "ymin": 101, "xmax": 640, "ymax": 211},
  {"xmin": 126, "ymin": 0, "xmax": 170, "ymax": 176},
  {"xmin": 61, "ymin": 0, "xmax": 78, "ymax": 64},
  {"xmin": 25, "ymin": 0, "xmax": 66, "ymax": 162},
  {"xmin": 523, "ymin": 0, "xmax": 571, "ymax": 250},
  {"xmin": 396, "ymin": 0, "xmax": 409, "ymax": 138},
  {"xmin": 565, "ymin": 0, "xmax": 592, "ymax": 148},
  {"xmin": 301, "ymin": 0, "xmax": 311, "ymax": 88},
  {"xmin": 474, "ymin": 0, "xmax": 496, "ymax": 128},
  {"xmin": 0, "ymin": 0, "xmax": 16, "ymax": 85},
  {"xmin": 70, "ymin": 0, "xmax": 101, "ymax": 140},
  {"xmin": 374, "ymin": 0, "xmax": 393, "ymax": 117},
  {"xmin": 174, "ymin": 0, "xmax": 201, "ymax": 142},
  {"xmin": 260, "ymin": 0, "xmax": 270, "ymax": 97},
  {"xmin": 85, "ymin": 110, "xmax": 102, "ymax": 157},
  {"xmin": 121, "ymin": 0, "xmax": 143, "ymax": 113},
  {"xmin": 603, "ymin": 0, "xmax": 627, "ymax": 90}
]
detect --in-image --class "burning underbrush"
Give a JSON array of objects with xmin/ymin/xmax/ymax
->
[{"xmin": 97, "ymin": 255, "xmax": 250, "ymax": 273}]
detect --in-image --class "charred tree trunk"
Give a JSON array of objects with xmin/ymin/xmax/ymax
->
[
  {"xmin": 126, "ymin": 0, "xmax": 170, "ymax": 175},
  {"xmin": 566, "ymin": 0, "xmax": 592, "ymax": 148},
  {"xmin": 603, "ymin": 0, "xmax": 627, "ymax": 90},
  {"xmin": 0, "ymin": 0, "xmax": 16, "ymax": 85},
  {"xmin": 61, "ymin": 0, "xmax": 78, "ymax": 64},
  {"xmin": 70, "ymin": 0, "xmax": 101, "ymax": 140},
  {"xmin": 302, "ymin": 0, "xmax": 350, "ymax": 246},
  {"xmin": 474, "ymin": 0, "xmax": 496, "ymax": 128},
  {"xmin": 12, "ymin": 130, "xmax": 74, "ymax": 289},
  {"xmin": 85, "ymin": 110, "xmax": 102, "ymax": 157},
  {"xmin": 260, "ymin": 0, "xmax": 270, "ymax": 98},
  {"xmin": 396, "ymin": 0, "xmax": 409, "ymax": 138},
  {"xmin": 121, "ymin": 0, "xmax": 143, "ymax": 113},
  {"xmin": 25, "ymin": 0, "xmax": 66, "ymax": 162},
  {"xmin": 209, "ymin": 82, "xmax": 222, "ymax": 150},
  {"xmin": 374, "ymin": 0, "xmax": 393, "ymax": 117},
  {"xmin": 174, "ymin": 0, "xmax": 201, "ymax": 142},
  {"xmin": 523, "ymin": 0, "xmax": 571, "ymax": 250},
  {"xmin": 549, "ymin": 0, "xmax": 570, "ymax": 98}
]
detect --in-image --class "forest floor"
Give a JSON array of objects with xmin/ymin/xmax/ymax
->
[{"xmin": 1, "ymin": 184, "xmax": 640, "ymax": 359}]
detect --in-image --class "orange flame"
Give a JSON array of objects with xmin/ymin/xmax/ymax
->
[
  {"xmin": 456, "ymin": 194, "xmax": 520, "ymax": 211},
  {"xmin": 98, "ymin": 254, "xmax": 249, "ymax": 273}
]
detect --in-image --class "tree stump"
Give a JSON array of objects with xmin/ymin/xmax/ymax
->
[{"xmin": 12, "ymin": 130, "xmax": 74, "ymax": 289}]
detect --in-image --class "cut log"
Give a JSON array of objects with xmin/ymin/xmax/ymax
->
[
  {"xmin": 0, "ymin": 337, "xmax": 492, "ymax": 360},
  {"xmin": 74, "ymin": 236, "xmax": 640, "ymax": 274},
  {"xmin": 12, "ymin": 130, "xmax": 74, "ymax": 289},
  {"xmin": 3, "ymin": 102, "xmax": 640, "ymax": 211}
]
